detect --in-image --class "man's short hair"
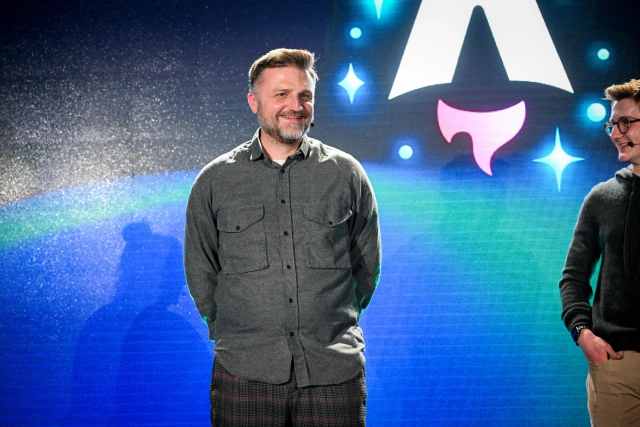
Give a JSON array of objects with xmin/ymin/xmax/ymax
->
[
  {"xmin": 248, "ymin": 48, "xmax": 318, "ymax": 92},
  {"xmin": 604, "ymin": 79, "xmax": 640, "ymax": 103}
]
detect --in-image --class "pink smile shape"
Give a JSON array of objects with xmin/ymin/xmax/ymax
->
[{"xmin": 437, "ymin": 100, "xmax": 526, "ymax": 175}]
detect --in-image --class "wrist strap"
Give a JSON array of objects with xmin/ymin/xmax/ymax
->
[{"xmin": 572, "ymin": 325, "xmax": 589, "ymax": 344}]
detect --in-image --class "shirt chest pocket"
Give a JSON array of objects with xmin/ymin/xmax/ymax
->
[
  {"xmin": 303, "ymin": 203, "xmax": 352, "ymax": 269},
  {"xmin": 217, "ymin": 204, "xmax": 268, "ymax": 274}
]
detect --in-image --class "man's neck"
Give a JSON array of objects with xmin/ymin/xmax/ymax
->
[
  {"xmin": 260, "ymin": 131, "xmax": 301, "ymax": 161},
  {"xmin": 633, "ymin": 164, "xmax": 640, "ymax": 177}
]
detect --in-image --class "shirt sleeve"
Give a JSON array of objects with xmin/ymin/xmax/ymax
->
[
  {"xmin": 184, "ymin": 169, "xmax": 220, "ymax": 337},
  {"xmin": 349, "ymin": 162, "xmax": 382, "ymax": 314},
  {"xmin": 559, "ymin": 190, "xmax": 601, "ymax": 334}
]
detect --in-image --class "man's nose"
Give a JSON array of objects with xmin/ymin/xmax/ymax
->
[
  {"xmin": 610, "ymin": 124, "xmax": 624, "ymax": 140},
  {"xmin": 288, "ymin": 95, "xmax": 303, "ymax": 110}
]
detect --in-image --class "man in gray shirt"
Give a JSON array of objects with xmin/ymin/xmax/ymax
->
[{"xmin": 184, "ymin": 48, "xmax": 381, "ymax": 426}]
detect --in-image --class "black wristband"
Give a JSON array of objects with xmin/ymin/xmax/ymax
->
[{"xmin": 571, "ymin": 325, "xmax": 589, "ymax": 343}]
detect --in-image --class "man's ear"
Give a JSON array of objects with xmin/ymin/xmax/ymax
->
[{"xmin": 247, "ymin": 92, "xmax": 258, "ymax": 114}]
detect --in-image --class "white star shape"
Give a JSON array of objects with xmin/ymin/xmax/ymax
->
[
  {"xmin": 374, "ymin": 0, "xmax": 384, "ymax": 19},
  {"xmin": 338, "ymin": 63, "xmax": 364, "ymax": 104},
  {"xmin": 534, "ymin": 127, "xmax": 583, "ymax": 192}
]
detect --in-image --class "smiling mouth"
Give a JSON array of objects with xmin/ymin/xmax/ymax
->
[
  {"xmin": 278, "ymin": 109, "xmax": 308, "ymax": 120},
  {"xmin": 279, "ymin": 114, "xmax": 305, "ymax": 120}
]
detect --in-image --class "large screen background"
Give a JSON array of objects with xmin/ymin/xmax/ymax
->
[{"xmin": 2, "ymin": 0, "xmax": 639, "ymax": 425}]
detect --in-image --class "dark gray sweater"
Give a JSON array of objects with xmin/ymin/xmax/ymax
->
[{"xmin": 560, "ymin": 166, "xmax": 640, "ymax": 351}]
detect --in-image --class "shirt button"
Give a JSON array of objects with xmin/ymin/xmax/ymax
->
[
  {"xmin": 287, "ymin": 265, "xmax": 291, "ymax": 269},
  {"xmin": 280, "ymin": 169, "xmax": 285, "ymax": 174},
  {"xmin": 289, "ymin": 298, "xmax": 293, "ymax": 303},
  {"xmin": 281, "ymin": 199, "xmax": 286, "ymax": 204},
  {"xmin": 328, "ymin": 221, "xmax": 333, "ymax": 225},
  {"xmin": 284, "ymin": 231, "xmax": 289, "ymax": 236},
  {"xmin": 290, "ymin": 332, "xmax": 294, "ymax": 337},
  {"xmin": 235, "ymin": 225, "xmax": 240, "ymax": 230}
]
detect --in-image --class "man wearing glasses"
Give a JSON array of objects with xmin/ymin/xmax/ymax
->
[{"xmin": 560, "ymin": 79, "xmax": 640, "ymax": 426}]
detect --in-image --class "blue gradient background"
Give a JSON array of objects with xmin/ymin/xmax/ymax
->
[{"xmin": 1, "ymin": 0, "xmax": 638, "ymax": 425}]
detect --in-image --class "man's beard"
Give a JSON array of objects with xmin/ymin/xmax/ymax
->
[{"xmin": 257, "ymin": 103, "xmax": 312, "ymax": 145}]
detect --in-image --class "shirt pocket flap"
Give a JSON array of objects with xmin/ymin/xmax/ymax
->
[
  {"xmin": 217, "ymin": 204, "xmax": 265, "ymax": 233},
  {"xmin": 303, "ymin": 203, "xmax": 352, "ymax": 227}
]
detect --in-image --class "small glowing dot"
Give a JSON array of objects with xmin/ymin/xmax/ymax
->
[
  {"xmin": 597, "ymin": 48, "xmax": 610, "ymax": 61},
  {"xmin": 350, "ymin": 27, "xmax": 362, "ymax": 39},
  {"xmin": 398, "ymin": 145, "xmax": 413, "ymax": 160},
  {"xmin": 587, "ymin": 103, "xmax": 606, "ymax": 122}
]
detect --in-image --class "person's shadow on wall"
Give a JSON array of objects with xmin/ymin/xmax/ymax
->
[
  {"xmin": 66, "ymin": 222, "xmax": 211, "ymax": 426},
  {"xmin": 110, "ymin": 238, "xmax": 210, "ymax": 426}
]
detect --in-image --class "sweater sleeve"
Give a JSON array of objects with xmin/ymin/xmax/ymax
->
[{"xmin": 559, "ymin": 190, "xmax": 601, "ymax": 334}]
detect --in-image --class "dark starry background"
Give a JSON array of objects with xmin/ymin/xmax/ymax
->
[
  {"xmin": 0, "ymin": 0, "xmax": 333, "ymax": 205},
  {"xmin": 1, "ymin": 0, "xmax": 639, "ymax": 205}
]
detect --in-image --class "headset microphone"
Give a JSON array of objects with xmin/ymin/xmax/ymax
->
[{"xmin": 627, "ymin": 142, "xmax": 636, "ymax": 147}]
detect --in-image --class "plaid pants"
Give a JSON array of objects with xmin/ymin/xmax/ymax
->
[{"xmin": 210, "ymin": 359, "xmax": 367, "ymax": 427}]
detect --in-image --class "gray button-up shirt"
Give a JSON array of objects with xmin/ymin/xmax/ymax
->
[{"xmin": 184, "ymin": 129, "xmax": 381, "ymax": 387}]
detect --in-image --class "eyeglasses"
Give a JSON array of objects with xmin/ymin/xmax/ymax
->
[{"xmin": 604, "ymin": 117, "xmax": 640, "ymax": 136}]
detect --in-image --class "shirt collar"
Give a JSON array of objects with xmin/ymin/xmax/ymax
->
[
  {"xmin": 249, "ymin": 129, "xmax": 264, "ymax": 161},
  {"xmin": 249, "ymin": 128, "xmax": 311, "ymax": 161},
  {"xmin": 298, "ymin": 135, "xmax": 310, "ymax": 158}
]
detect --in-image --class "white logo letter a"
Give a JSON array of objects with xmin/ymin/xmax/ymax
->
[{"xmin": 388, "ymin": 0, "xmax": 573, "ymax": 99}]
